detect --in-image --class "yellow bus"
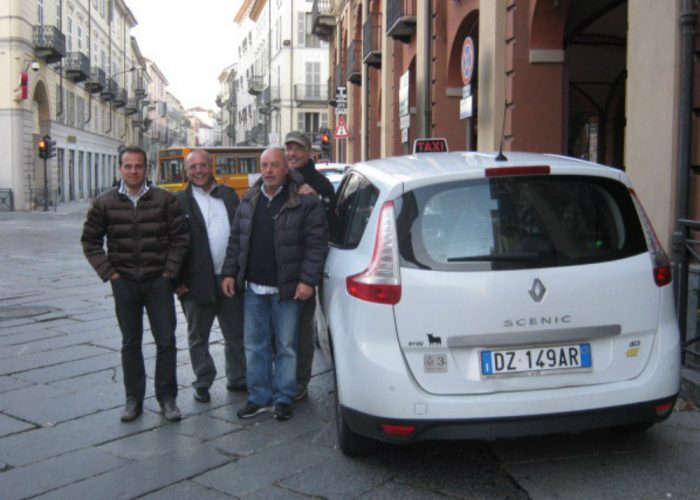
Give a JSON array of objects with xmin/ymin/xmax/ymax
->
[{"xmin": 155, "ymin": 146, "xmax": 266, "ymax": 197}]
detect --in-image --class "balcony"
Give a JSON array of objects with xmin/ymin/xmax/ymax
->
[
  {"xmin": 124, "ymin": 98, "xmax": 139, "ymax": 115},
  {"xmin": 85, "ymin": 67, "xmax": 106, "ymax": 93},
  {"xmin": 100, "ymin": 79, "xmax": 118, "ymax": 102},
  {"xmin": 33, "ymin": 25, "xmax": 66, "ymax": 64},
  {"xmin": 226, "ymin": 124, "xmax": 236, "ymax": 138},
  {"xmin": 312, "ymin": 0, "xmax": 335, "ymax": 41},
  {"xmin": 65, "ymin": 52, "xmax": 89, "ymax": 83},
  {"xmin": 347, "ymin": 41, "xmax": 361, "ymax": 85},
  {"xmin": 244, "ymin": 130, "xmax": 254, "ymax": 143},
  {"xmin": 363, "ymin": 13, "xmax": 382, "ymax": 68},
  {"xmin": 215, "ymin": 93, "xmax": 226, "ymax": 108},
  {"xmin": 263, "ymin": 86, "xmax": 280, "ymax": 107},
  {"xmin": 113, "ymin": 89, "xmax": 127, "ymax": 108},
  {"xmin": 248, "ymin": 75, "xmax": 264, "ymax": 95},
  {"xmin": 134, "ymin": 75, "xmax": 147, "ymax": 98},
  {"xmin": 386, "ymin": 0, "xmax": 417, "ymax": 43},
  {"xmin": 294, "ymin": 84, "xmax": 328, "ymax": 104}
]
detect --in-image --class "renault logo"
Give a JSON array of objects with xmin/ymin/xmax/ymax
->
[{"xmin": 529, "ymin": 278, "xmax": 546, "ymax": 302}]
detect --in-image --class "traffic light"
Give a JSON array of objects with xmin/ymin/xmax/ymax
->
[
  {"xmin": 37, "ymin": 137, "xmax": 47, "ymax": 159},
  {"xmin": 319, "ymin": 127, "xmax": 331, "ymax": 160},
  {"xmin": 45, "ymin": 136, "xmax": 57, "ymax": 159},
  {"xmin": 38, "ymin": 135, "xmax": 56, "ymax": 160}
]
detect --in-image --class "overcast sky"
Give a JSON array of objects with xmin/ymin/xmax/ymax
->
[{"xmin": 127, "ymin": 0, "xmax": 242, "ymax": 110}]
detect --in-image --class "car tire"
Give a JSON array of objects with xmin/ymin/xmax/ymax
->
[{"xmin": 333, "ymin": 368, "xmax": 379, "ymax": 456}]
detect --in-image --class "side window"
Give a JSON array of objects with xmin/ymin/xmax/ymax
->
[
  {"xmin": 332, "ymin": 173, "xmax": 379, "ymax": 249},
  {"xmin": 215, "ymin": 155, "xmax": 236, "ymax": 175},
  {"xmin": 239, "ymin": 156, "xmax": 257, "ymax": 174}
]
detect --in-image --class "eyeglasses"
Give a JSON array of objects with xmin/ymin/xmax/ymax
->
[{"xmin": 188, "ymin": 163, "xmax": 210, "ymax": 170}]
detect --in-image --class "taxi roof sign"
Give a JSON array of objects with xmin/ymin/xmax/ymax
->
[{"xmin": 413, "ymin": 138, "xmax": 449, "ymax": 154}]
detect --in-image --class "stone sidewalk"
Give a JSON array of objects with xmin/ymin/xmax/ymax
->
[{"xmin": 1, "ymin": 203, "xmax": 700, "ymax": 499}]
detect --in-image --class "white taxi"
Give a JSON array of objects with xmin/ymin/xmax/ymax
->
[{"xmin": 317, "ymin": 143, "xmax": 680, "ymax": 455}]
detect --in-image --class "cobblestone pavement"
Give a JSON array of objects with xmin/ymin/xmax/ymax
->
[{"xmin": 1, "ymin": 203, "xmax": 699, "ymax": 499}]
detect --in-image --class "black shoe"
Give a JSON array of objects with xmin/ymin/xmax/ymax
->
[
  {"xmin": 120, "ymin": 399, "xmax": 142, "ymax": 422},
  {"xmin": 237, "ymin": 400, "xmax": 267, "ymax": 419},
  {"xmin": 227, "ymin": 383, "xmax": 247, "ymax": 392},
  {"xmin": 293, "ymin": 387, "xmax": 308, "ymax": 401},
  {"xmin": 160, "ymin": 398, "xmax": 182, "ymax": 422},
  {"xmin": 273, "ymin": 403, "xmax": 292, "ymax": 421},
  {"xmin": 193, "ymin": 387, "xmax": 210, "ymax": 403}
]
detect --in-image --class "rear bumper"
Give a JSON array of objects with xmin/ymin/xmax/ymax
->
[{"xmin": 341, "ymin": 395, "xmax": 678, "ymax": 443}]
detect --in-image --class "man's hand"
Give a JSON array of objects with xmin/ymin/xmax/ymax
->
[
  {"xmin": 298, "ymin": 183, "xmax": 317, "ymax": 197},
  {"xmin": 109, "ymin": 272, "xmax": 121, "ymax": 281},
  {"xmin": 162, "ymin": 271, "xmax": 174, "ymax": 279},
  {"xmin": 294, "ymin": 282, "xmax": 314, "ymax": 301},
  {"xmin": 175, "ymin": 284, "xmax": 189, "ymax": 297},
  {"xmin": 221, "ymin": 277, "xmax": 236, "ymax": 298}
]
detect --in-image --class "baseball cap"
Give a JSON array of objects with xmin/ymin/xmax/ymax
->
[{"xmin": 284, "ymin": 130, "xmax": 312, "ymax": 149}]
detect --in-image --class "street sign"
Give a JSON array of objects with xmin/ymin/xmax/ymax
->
[
  {"xmin": 334, "ymin": 115, "xmax": 349, "ymax": 138},
  {"xmin": 335, "ymin": 86, "xmax": 348, "ymax": 114},
  {"xmin": 400, "ymin": 114, "xmax": 411, "ymax": 130},
  {"xmin": 460, "ymin": 95, "xmax": 473, "ymax": 119},
  {"xmin": 461, "ymin": 37, "xmax": 475, "ymax": 85}
]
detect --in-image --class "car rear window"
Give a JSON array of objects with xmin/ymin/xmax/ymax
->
[{"xmin": 395, "ymin": 175, "xmax": 647, "ymax": 271}]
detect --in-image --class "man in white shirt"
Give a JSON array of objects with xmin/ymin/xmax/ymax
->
[{"xmin": 175, "ymin": 150, "xmax": 245, "ymax": 403}]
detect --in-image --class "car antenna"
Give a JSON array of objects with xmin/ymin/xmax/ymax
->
[{"xmin": 495, "ymin": 100, "xmax": 508, "ymax": 162}]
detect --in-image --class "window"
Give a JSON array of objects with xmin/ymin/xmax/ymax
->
[
  {"xmin": 297, "ymin": 112, "xmax": 320, "ymax": 134},
  {"xmin": 76, "ymin": 96, "xmax": 85, "ymax": 128},
  {"xmin": 67, "ymin": 91, "xmax": 75, "ymax": 127},
  {"xmin": 240, "ymin": 157, "xmax": 257, "ymax": 174},
  {"xmin": 215, "ymin": 156, "xmax": 236, "ymax": 175},
  {"xmin": 56, "ymin": 1, "xmax": 61, "ymax": 26},
  {"xmin": 77, "ymin": 25, "xmax": 82, "ymax": 51},
  {"xmin": 395, "ymin": 176, "xmax": 647, "ymax": 272},
  {"xmin": 332, "ymin": 172, "xmax": 379, "ymax": 249},
  {"xmin": 37, "ymin": 0, "xmax": 44, "ymax": 26},
  {"xmin": 160, "ymin": 159, "xmax": 184, "ymax": 183},
  {"xmin": 305, "ymin": 62, "xmax": 321, "ymax": 97},
  {"xmin": 66, "ymin": 16, "xmax": 73, "ymax": 51},
  {"xmin": 297, "ymin": 12, "xmax": 306, "ymax": 46}
]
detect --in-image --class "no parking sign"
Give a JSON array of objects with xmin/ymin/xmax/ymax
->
[{"xmin": 461, "ymin": 37, "xmax": 475, "ymax": 85}]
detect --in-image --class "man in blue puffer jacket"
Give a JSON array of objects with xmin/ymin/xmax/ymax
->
[{"xmin": 221, "ymin": 147, "xmax": 328, "ymax": 421}]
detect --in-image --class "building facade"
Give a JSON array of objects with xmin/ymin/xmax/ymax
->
[
  {"xmin": 315, "ymin": 0, "xmax": 698, "ymax": 252},
  {"xmin": 230, "ymin": 0, "xmax": 330, "ymax": 148}
]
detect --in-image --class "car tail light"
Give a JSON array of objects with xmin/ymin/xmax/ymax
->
[
  {"xmin": 485, "ymin": 165, "xmax": 550, "ymax": 177},
  {"xmin": 346, "ymin": 201, "xmax": 401, "ymax": 305},
  {"xmin": 654, "ymin": 401, "xmax": 674, "ymax": 417},
  {"xmin": 629, "ymin": 189, "xmax": 672, "ymax": 287},
  {"xmin": 380, "ymin": 423, "xmax": 416, "ymax": 438}
]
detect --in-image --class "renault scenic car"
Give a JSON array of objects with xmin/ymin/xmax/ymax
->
[{"xmin": 317, "ymin": 150, "xmax": 680, "ymax": 455}]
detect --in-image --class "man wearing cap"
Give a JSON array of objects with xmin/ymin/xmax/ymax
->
[{"xmin": 284, "ymin": 131, "xmax": 337, "ymax": 401}]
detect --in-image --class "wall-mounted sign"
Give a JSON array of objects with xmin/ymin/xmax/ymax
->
[{"xmin": 461, "ymin": 37, "xmax": 475, "ymax": 86}]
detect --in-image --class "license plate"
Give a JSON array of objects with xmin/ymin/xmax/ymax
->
[{"xmin": 481, "ymin": 343, "xmax": 591, "ymax": 377}]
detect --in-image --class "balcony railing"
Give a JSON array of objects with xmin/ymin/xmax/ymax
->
[
  {"xmin": 386, "ymin": 0, "xmax": 417, "ymax": 43},
  {"xmin": 248, "ymin": 75, "xmax": 264, "ymax": 95},
  {"xmin": 263, "ymin": 86, "xmax": 280, "ymax": 106},
  {"xmin": 312, "ymin": 0, "xmax": 335, "ymax": 41},
  {"xmin": 65, "ymin": 52, "xmax": 89, "ymax": 82},
  {"xmin": 363, "ymin": 13, "xmax": 382, "ymax": 68},
  {"xmin": 244, "ymin": 130, "xmax": 254, "ymax": 143},
  {"xmin": 347, "ymin": 41, "xmax": 361, "ymax": 85},
  {"xmin": 33, "ymin": 25, "xmax": 66, "ymax": 64},
  {"xmin": 100, "ymin": 79, "xmax": 118, "ymax": 102},
  {"xmin": 124, "ymin": 98, "xmax": 138, "ymax": 115},
  {"xmin": 294, "ymin": 84, "xmax": 328, "ymax": 102},
  {"xmin": 305, "ymin": 34, "xmax": 321, "ymax": 48},
  {"xmin": 85, "ymin": 67, "xmax": 106, "ymax": 93},
  {"xmin": 113, "ymin": 89, "xmax": 127, "ymax": 108},
  {"xmin": 226, "ymin": 124, "xmax": 236, "ymax": 138},
  {"xmin": 134, "ymin": 76, "xmax": 147, "ymax": 98}
]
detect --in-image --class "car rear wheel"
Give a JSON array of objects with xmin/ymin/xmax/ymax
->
[{"xmin": 333, "ymin": 368, "xmax": 379, "ymax": 456}]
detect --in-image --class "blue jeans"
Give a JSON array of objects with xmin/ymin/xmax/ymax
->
[{"xmin": 244, "ymin": 288, "xmax": 302, "ymax": 406}]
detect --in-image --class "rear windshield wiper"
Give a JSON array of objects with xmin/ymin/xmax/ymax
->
[{"xmin": 447, "ymin": 253, "xmax": 539, "ymax": 262}]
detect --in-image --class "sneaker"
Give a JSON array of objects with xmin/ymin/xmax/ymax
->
[
  {"xmin": 273, "ymin": 403, "xmax": 292, "ymax": 421},
  {"xmin": 120, "ymin": 399, "xmax": 143, "ymax": 422},
  {"xmin": 160, "ymin": 398, "xmax": 182, "ymax": 422},
  {"xmin": 293, "ymin": 387, "xmax": 308, "ymax": 401},
  {"xmin": 193, "ymin": 387, "xmax": 210, "ymax": 403},
  {"xmin": 237, "ymin": 400, "xmax": 268, "ymax": 419}
]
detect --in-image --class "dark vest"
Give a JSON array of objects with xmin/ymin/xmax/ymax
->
[{"xmin": 246, "ymin": 186, "xmax": 289, "ymax": 286}]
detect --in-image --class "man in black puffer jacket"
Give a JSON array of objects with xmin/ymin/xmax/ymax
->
[
  {"xmin": 81, "ymin": 146, "xmax": 188, "ymax": 423},
  {"xmin": 221, "ymin": 147, "xmax": 328, "ymax": 421}
]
